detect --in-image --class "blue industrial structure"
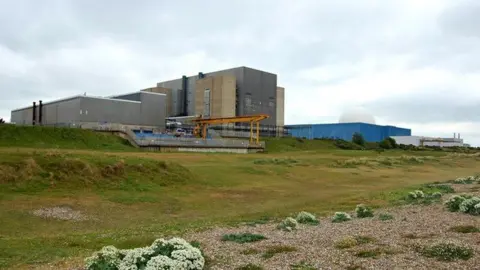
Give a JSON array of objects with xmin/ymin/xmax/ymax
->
[{"xmin": 286, "ymin": 123, "xmax": 411, "ymax": 142}]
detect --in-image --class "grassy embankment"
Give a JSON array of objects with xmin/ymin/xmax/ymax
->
[{"xmin": 0, "ymin": 126, "xmax": 479, "ymax": 269}]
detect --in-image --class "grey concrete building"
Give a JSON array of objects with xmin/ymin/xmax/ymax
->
[
  {"xmin": 11, "ymin": 91, "xmax": 166, "ymax": 129},
  {"xmin": 154, "ymin": 66, "xmax": 284, "ymax": 126}
]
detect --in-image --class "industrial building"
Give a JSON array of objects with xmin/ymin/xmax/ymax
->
[
  {"xmin": 10, "ymin": 91, "xmax": 166, "ymax": 129},
  {"xmin": 287, "ymin": 123, "xmax": 411, "ymax": 142},
  {"xmin": 286, "ymin": 108, "xmax": 411, "ymax": 142},
  {"xmin": 144, "ymin": 66, "xmax": 285, "ymax": 127},
  {"xmin": 391, "ymin": 135, "xmax": 465, "ymax": 147},
  {"xmin": 10, "ymin": 66, "xmax": 284, "ymax": 132}
]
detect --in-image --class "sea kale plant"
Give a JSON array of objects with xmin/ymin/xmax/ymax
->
[
  {"xmin": 355, "ymin": 204, "xmax": 374, "ymax": 218},
  {"xmin": 295, "ymin": 211, "xmax": 319, "ymax": 225},
  {"xmin": 277, "ymin": 217, "xmax": 298, "ymax": 231},
  {"xmin": 332, "ymin": 212, "xmax": 352, "ymax": 223},
  {"xmin": 459, "ymin": 197, "xmax": 480, "ymax": 215},
  {"xmin": 407, "ymin": 190, "xmax": 425, "ymax": 200},
  {"xmin": 85, "ymin": 238, "xmax": 204, "ymax": 270},
  {"xmin": 444, "ymin": 195, "xmax": 473, "ymax": 212}
]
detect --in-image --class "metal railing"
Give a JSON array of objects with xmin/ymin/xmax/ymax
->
[{"xmin": 135, "ymin": 137, "xmax": 265, "ymax": 148}]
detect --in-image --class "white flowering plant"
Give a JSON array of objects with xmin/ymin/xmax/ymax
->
[
  {"xmin": 277, "ymin": 217, "xmax": 298, "ymax": 231},
  {"xmin": 355, "ymin": 204, "xmax": 374, "ymax": 218},
  {"xmin": 85, "ymin": 237, "xmax": 205, "ymax": 270},
  {"xmin": 444, "ymin": 194, "xmax": 472, "ymax": 212},
  {"xmin": 459, "ymin": 196, "xmax": 480, "ymax": 215},
  {"xmin": 332, "ymin": 212, "xmax": 352, "ymax": 223},
  {"xmin": 295, "ymin": 211, "xmax": 319, "ymax": 225}
]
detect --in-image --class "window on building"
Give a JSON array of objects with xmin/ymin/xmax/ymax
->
[{"xmin": 204, "ymin": 88, "xmax": 211, "ymax": 117}]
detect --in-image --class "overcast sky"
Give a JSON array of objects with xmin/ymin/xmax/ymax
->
[{"xmin": 1, "ymin": 0, "xmax": 479, "ymax": 145}]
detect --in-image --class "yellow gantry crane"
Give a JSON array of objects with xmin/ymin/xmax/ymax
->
[{"xmin": 192, "ymin": 114, "xmax": 269, "ymax": 144}]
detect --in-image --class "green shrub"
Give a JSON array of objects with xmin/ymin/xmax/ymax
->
[
  {"xmin": 379, "ymin": 213, "xmax": 394, "ymax": 221},
  {"xmin": 221, "ymin": 233, "xmax": 267, "ymax": 243},
  {"xmin": 277, "ymin": 217, "xmax": 298, "ymax": 231},
  {"xmin": 423, "ymin": 184, "xmax": 455, "ymax": 194},
  {"xmin": 452, "ymin": 176, "xmax": 476, "ymax": 184},
  {"xmin": 379, "ymin": 138, "xmax": 393, "ymax": 149},
  {"xmin": 295, "ymin": 211, "xmax": 319, "ymax": 225},
  {"xmin": 444, "ymin": 195, "xmax": 471, "ymax": 212},
  {"xmin": 459, "ymin": 196, "xmax": 480, "ymax": 215},
  {"xmin": 449, "ymin": 225, "xmax": 480, "ymax": 233},
  {"xmin": 332, "ymin": 212, "xmax": 352, "ymax": 223},
  {"xmin": 334, "ymin": 139, "xmax": 364, "ymax": 150},
  {"xmin": 419, "ymin": 242, "xmax": 474, "ymax": 261},
  {"xmin": 355, "ymin": 204, "xmax": 374, "ymax": 218},
  {"xmin": 352, "ymin": 132, "xmax": 366, "ymax": 146}
]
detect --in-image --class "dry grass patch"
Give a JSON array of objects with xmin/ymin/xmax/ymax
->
[
  {"xmin": 449, "ymin": 225, "xmax": 480, "ymax": 233},
  {"xmin": 261, "ymin": 245, "xmax": 297, "ymax": 259}
]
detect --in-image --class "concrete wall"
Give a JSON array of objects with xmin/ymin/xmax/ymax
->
[
  {"xmin": 276, "ymin": 87, "xmax": 285, "ymax": 126},
  {"xmin": 142, "ymin": 86, "xmax": 172, "ymax": 117},
  {"xmin": 194, "ymin": 75, "xmax": 236, "ymax": 118}
]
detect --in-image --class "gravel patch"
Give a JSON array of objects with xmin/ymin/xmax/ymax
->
[
  {"xmin": 188, "ymin": 204, "xmax": 480, "ymax": 270},
  {"xmin": 32, "ymin": 206, "xmax": 88, "ymax": 221}
]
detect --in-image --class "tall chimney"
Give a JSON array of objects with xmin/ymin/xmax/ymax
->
[
  {"xmin": 32, "ymin": 102, "xmax": 37, "ymax": 125},
  {"xmin": 39, "ymin": 100, "xmax": 43, "ymax": 125}
]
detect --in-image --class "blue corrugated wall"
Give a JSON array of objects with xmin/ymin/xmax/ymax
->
[{"xmin": 287, "ymin": 123, "xmax": 411, "ymax": 142}]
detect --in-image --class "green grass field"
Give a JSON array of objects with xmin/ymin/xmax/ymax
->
[{"xmin": 0, "ymin": 126, "xmax": 479, "ymax": 269}]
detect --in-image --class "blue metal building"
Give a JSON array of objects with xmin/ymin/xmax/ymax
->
[{"xmin": 286, "ymin": 123, "xmax": 411, "ymax": 142}]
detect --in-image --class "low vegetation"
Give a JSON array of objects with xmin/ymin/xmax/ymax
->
[
  {"xmin": 261, "ymin": 245, "xmax": 297, "ymax": 259},
  {"xmin": 253, "ymin": 157, "xmax": 299, "ymax": 166},
  {"xmin": 378, "ymin": 213, "xmax": 394, "ymax": 221},
  {"xmin": 334, "ymin": 235, "xmax": 375, "ymax": 249},
  {"xmin": 354, "ymin": 247, "xmax": 399, "ymax": 258},
  {"xmin": 355, "ymin": 204, "xmax": 374, "ymax": 218},
  {"xmin": 0, "ymin": 125, "xmax": 133, "ymax": 150},
  {"xmin": 221, "ymin": 233, "xmax": 267, "ymax": 244},
  {"xmin": 295, "ymin": 211, "xmax": 319, "ymax": 225},
  {"xmin": 235, "ymin": 264, "xmax": 264, "ymax": 270},
  {"xmin": 444, "ymin": 194, "xmax": 480, "ymax": 215},
  {"xmin": 418, "ymin": 242, "xmax": 474, "ymax": 261},
  {"xmin": 290, "ymin": 261, "xmax": 316, "ymax": 270},
  {"xmin": 84, "ymin": 238, "xmax": 204, "ymax": 270},
  {"xmin": 449, "ymin": 225, "xmax": 480, "ymax": 233},
  {"xmin": 332, "ymin": 155, "xmax": 437, "ymax": 168},
  {"xmin": 332, "ymin": 212, "xmax": 352, "ymax": 223},
  {"xmin": 277, "ymin": 217, "xmax": 298, "ymax": 231}
]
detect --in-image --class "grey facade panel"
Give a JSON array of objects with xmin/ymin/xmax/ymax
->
[
  {"xmin": 43, "ymin": 97, "xmax": 82, "ymax": 125},
  {"xmin": 111, "ymin": 93, "xmax": 142, "ymax": 101},
  {"xmin": 11, "ymin": 107, "xmax": 33, "ymax": 125},
  {"xmin": 139, "ymin": 92, "xmax": 166, "ymax": 128},
  {"xmin": 79, "ymin": 97, "xmax": 140, "ymax": 125}
]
